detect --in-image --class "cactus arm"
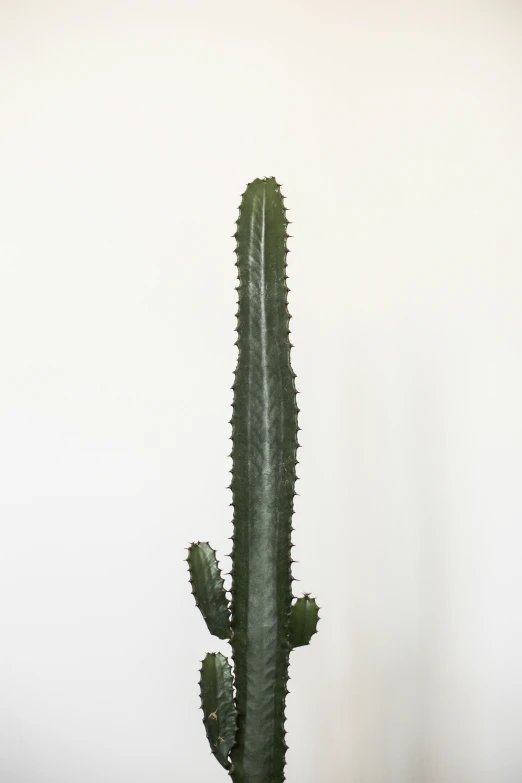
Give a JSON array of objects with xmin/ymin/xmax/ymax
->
[
  {"xmin": 199, "ymin": 653, "xmax": 238, "ymax": 769},
  {"xmin": 187, "ymin": 542, "xmax": 231, "ymax": 640},
  {"xmin": 229, "ymin": 177, "xmax": 297, "ymax": 782},
  {"xmin": 289, "ymin": 594, "xmax": 320, "ymax": 648}
]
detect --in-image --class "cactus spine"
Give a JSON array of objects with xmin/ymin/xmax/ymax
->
[{"xmin": 187, "ymin": 177, "xmax": 319, "ymax": 781}]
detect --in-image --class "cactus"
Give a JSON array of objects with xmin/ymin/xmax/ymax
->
[{"xmin": 187, "ymin": 177, "xmax": 319, "ymax": 782}]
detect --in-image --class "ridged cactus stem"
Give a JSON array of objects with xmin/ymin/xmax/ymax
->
[
  {"xmin": 229, "ymin": 177, "xmax": 297, "ymax": 783},
  {"xmin": 187, "ymin": 177, "xmax": 319, "ymax": 782}
]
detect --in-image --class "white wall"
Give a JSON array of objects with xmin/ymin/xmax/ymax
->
[{"xmin": 1, "ymin": 2, "xmax": 521, "ymax": 781}]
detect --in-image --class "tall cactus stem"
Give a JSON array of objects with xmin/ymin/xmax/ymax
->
[
  {"xmin": 229, "ymin": 177, "xmax": 297, "ymax": 783},
  {"xmin": 188, "ymin": 177, "xmax": 319, "ymax": 781}
]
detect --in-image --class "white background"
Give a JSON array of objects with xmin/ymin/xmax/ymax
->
[{"xmin": 1, "ymin": 2, "xmax": 521, "ymax": 781}]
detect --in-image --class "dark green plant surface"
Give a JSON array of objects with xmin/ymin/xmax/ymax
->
[
  {"xmin": 188, "ymin": 542, "xmax": 230, "ymax": 640},
  {"xmin": 289, "ymin": 595, "xmax": 319, "ymax": 649},
  {"xmin": 199, "ymin": 653, "xmax": 237, "ymax": 769},
  {"xmin": 188, "ymin": 177, "xmax": 319, "ymax": 782}
]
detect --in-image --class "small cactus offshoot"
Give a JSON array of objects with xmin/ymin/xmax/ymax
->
[{"xmin": 187, "ymin": 177, "xmax": 319, "ymax": 782}]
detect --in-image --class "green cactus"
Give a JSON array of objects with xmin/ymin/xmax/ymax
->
[
  {"xmin": 199, "ymin": 653, "xmax": 238, "ymax": 770},
  {"xmin": 187, "ymin": 177, "xmax": 319, "ymax": 782}
]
